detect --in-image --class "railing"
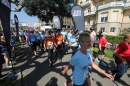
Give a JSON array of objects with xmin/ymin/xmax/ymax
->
[
  {"xmin": 78, "ymin": 0, "xmax": 91, "ymax": 7},
  {"xmin": 97, "ymin": 1, "xmax": 124, "ymax": 10},
  {"xmin": 84, "ymin": 11, "xmax": 96, "ymax": 16}
]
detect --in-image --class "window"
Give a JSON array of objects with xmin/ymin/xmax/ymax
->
[
  {"xmin": 86, "ymin": 7, "xmax": 91, "ymax": 13},
  {"xmin": 100, "ymin": 12, "xmax": 108, "ymax": 22},
  {"xmin": 112, "ymin": 11, "xmax": 118, "ymax": 22},
  {"xmin": 101, "ymin": 28, "xmax": 105, "ymax": 32},
  {"xmin": 87, "ymin": 19, "xmax": 90, "ymax": 25},
  {"xmin": 88, "ymin": 7, "xmax": 91, "ymax": 12},
  {"xmin": 110, "ymin": 28, "xmax": 116, "ymax": 32}
]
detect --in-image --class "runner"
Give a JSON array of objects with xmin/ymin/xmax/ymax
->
[
  {"xmin": 112, "ymin": 34, "xmax": 130, "ymax": 86},
  {"xmin": 40, "ymin": 30, "xmax": 46, "ymax": 51},
  {"xmin": 0, "ymin": 32, "xmax": 12, "ymax": 68},
  {"xmin": 61, "ymin": 33, "xmax": 114, "ymax": 86},
  {"xmin": 61, "ymin": 28, "xmax": 67, "ymax": 54},
  {"xmin": 55, "ymin": 29, "xmax": 64, "ymax": 60},
  {"xmin": 67, "ymin": 29, "xmax": 73, "ymax": 44},
  {"xmin": 34, "ymin": 31, "xmax": 41, "ymax": 51},
  {"xmin": 96, "ymin": 32, "xmax": 109, "ymax": 66},
  {"xmin": 29, "ymin": 30, "xmax": 37, "ymax": 56},
  {"xmin": 70, "ymin": 31, "xmax": 78, "ymax": 56},
  {"xmin": 44, "ymin": 30, "xmax": 55, "ymax": 67}
]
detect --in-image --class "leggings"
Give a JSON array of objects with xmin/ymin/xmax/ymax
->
[
  {"xmin": 47, "ymin": 49, "xmax": 53, "ymax": 62},
  {"xmin": 71, "ymin": 46, "xmax": 78, "ymax": 56}
]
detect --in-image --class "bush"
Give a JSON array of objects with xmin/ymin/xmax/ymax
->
[
  {"xmin": 107, "ymin": 35, "xmax": 124, "ymax": 44},
  {"xmin": 92, "ymin": 47, "xmax": 114, "ymax": 59}
]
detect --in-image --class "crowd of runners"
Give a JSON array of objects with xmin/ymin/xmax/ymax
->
[{"xmin": 0, "ymin": 28, "xmax": 130, "ymax": 86}]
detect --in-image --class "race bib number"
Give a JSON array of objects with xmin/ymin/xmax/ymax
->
[
  {"xmin": 58, "ymin": 41, "xmax": 62, "ymax": 44},
  {"xmin": 31, "ymin": 38, "xmax": 35, "ymax": 42},
  {"xmin": 83, "ymin": 71, "xmax": 89, "ymax": 80},
  {"xmin": 48, "ymin": 42, "xmax": 53, "ymax": 45},
  {"xmin": 47, "ymin": 42, "xmax": 53, "ymax": 49}
]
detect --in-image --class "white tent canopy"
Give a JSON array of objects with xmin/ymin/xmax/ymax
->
[{"xmin": 40, "ymin": 26, "xmax": 52, "ymax": 31}]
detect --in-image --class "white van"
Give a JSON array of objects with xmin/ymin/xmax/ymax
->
[{"xmin": 40, "ymin": 26, "xmax": 52, "ymax": 31}]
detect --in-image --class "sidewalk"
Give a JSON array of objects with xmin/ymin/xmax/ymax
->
[{"xmin": 1, "ymin": 44, "xmax": 130, "ymax": 86}]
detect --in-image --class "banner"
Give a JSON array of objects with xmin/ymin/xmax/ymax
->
[
  {"xmin": 71, "ymin": 6, "xmax": 85, "ymax": 32},
  {"xmin": 53, "ymin": 16, "xmax": 61, "ymax": 29},
  {"xmin": 0, "ymin": 0, "xmax": 11, "ymax": 56},
  {"xmin": 14, "ymin": 14, "xmax": 19, "ymax": 42}
]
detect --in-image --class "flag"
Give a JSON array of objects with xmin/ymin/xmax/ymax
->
[
  {"xmin": 14, "ymin": 14, "xmax": 19, "ymax": 42},
  {"xmin": 53, "ymin": 16, "xmax": 61, "ymax": 29},
  {"xmin": 71, "ymin": 6, "xmax": 85, "ymax": 32}
]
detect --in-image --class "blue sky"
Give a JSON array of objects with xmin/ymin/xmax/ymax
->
[{"xmin": 11, "ymin": 4, "xmax": 38, "ymax": 23}]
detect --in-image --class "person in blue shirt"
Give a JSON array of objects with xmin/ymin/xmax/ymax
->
[
  {"xmin": 0, "ymin": 33, "xmax": 12, "ymax": 68},
  {"xmin": 61, "ymin": 33, "xmax": 114, "ymax": 86},
  {"xmin": 67, "ymin": 29, "xmax": 73, "ymax": 43},
  {"xmin": 61, "ymin": 28, "xmax": 67, "ymax": 42},
  {"xmin": 70, "ymin": 31, "xmax": 78, "ymax": 56},
  {"xmin": 40, "ymin": 31, "xmax": 46, "ymax": 50},
  {"xmin": 29, "ymin": 31, "xmax": 37, "ymax": 56},
  {"xmin": 10, "ymin": 35, "xmax": 15, "ymax": 51},
  {"xmin": 34, "ymin": 31, "xmax": 41, "ymax": 51}
]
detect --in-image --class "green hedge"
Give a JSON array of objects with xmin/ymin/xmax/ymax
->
[{"xmin": 106, "ymin": 35, "xmax": 124, "ymax": 44}]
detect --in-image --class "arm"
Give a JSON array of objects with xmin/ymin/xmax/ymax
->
[
  {"xmin": 91, "ymin": 61, "xmax": 114, "ymax": 80},
  {"xmin": 114, "ymin": 51, "xmax": 127, "ymax": 64},
  {"xmin": 61, "ymin": 63, "xmax": 72, "ymax": 75},
  {"xmin": 99, "ymin": 38, "xmax": 102, "ymax": 50}
]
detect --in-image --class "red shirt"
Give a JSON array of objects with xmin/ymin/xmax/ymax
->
[
  {"xmin": 99, "ymin": 37, "xmax": 107, "ymax": 47},
  {"xmin": 115, "ymin": 42, "xmax": 130, "ymax": 62}
]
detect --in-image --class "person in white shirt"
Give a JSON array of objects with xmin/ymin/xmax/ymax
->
[{"xmin": 90, "ymin": 29, "xmax": 96, "ymax": 48}]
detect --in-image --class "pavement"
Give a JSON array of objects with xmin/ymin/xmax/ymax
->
[{"xmin": 1, "ymin": 44, "xmax": 130, "ymax": 86}]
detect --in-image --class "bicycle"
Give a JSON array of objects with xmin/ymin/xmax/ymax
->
[{"xmin": 105, "ymin": 40, "xmax": 116, "ymax": 55}]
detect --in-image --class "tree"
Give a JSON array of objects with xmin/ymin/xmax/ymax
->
[
  {"xmin": 11, "ymin": 0, "xmax": 25, "ymax": 12},
  {"xmin": 23, "ymin": 0, "xmax": 73, "ymax": 27}
]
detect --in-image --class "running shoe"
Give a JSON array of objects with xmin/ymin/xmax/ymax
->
[
  {"xmin": 113, "ymin": 80, "xmax": 123, "ymax": 86},
  {"xmin": 64, "ymin": 82, "xmax": 68, "ymax": 86},
  {"xmin": 95, "ymin": 58, "xmax": 100, "ymax": 63},
  {"xmin": 101, "ymin": 62, "xmax": 107, "ymax": 66}
]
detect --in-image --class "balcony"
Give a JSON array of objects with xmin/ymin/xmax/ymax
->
[
  {"xmin": 78, "ymin": 0, "xmax": 91, "ymax": 7},
  {"xmin": 124, "ymin": 2, "xmax": 130, "ymax": 9},
  {"xmin": 84, "ymin": 11, "xmax": 96, "ymax": 16},
  {"xmin": 97, "ymin": 1, "xmax": 124, "ymax": 10}
]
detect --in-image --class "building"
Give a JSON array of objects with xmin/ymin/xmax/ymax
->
[
  {"xmin": 77, "ymin": 0, "xmax": 130, "ymax": 35},
  {"xmin": 63, "ymin": 17, "xmax": 74, "ymax": 29},
  {"xmin": 39, "ymin": 17, "xmax": 74, "ymax": 29}
]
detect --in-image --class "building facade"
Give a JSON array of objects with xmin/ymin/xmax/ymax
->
[
  {"xmin": 77, "ymin": 0, "xmax": 130, "ymax": 35},
  {"xmin": 39, "ymin": 17, "xmax": 74, "ymax": 29},
  {"xmin": 63, "ymin": 17, "xmax": 74, "ymax": 29}
]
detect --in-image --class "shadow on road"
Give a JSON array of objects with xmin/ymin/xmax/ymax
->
[{"xmin": 45, "ymin": 77, "xmax": 58, "ymax": 86}]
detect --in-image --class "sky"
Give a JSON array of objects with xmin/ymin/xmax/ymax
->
[{"xmin": 11, "ymin": 4, "xmax": 38, "ymax": 23}]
